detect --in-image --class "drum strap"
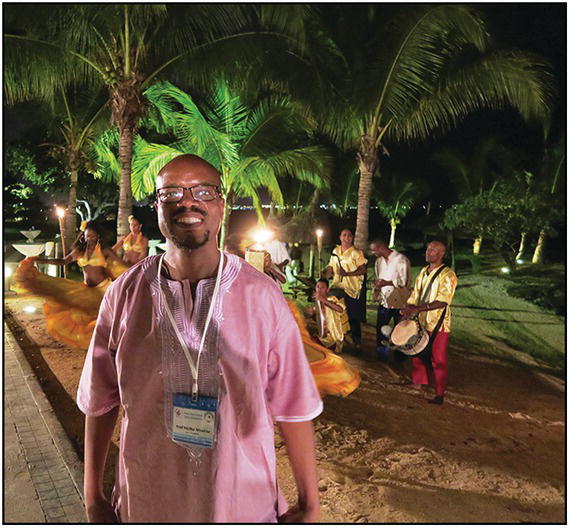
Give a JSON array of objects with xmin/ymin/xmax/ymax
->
[
  {"xmin": 417, "ymin": 265, "xmax": 447, "ymax": 368},
  {"xmin": 419, "ymin": 265, "xmax": 447, "ymax": 305}
]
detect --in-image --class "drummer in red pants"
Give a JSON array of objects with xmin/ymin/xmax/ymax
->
[{"xmin": 400, "ymin": 241, "xmax": 457, "ymax": 405}]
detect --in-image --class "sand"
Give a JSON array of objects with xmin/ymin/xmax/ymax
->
[{"xmin": 5, "ymin": 293, "xmax": 565, "ymax": 523}]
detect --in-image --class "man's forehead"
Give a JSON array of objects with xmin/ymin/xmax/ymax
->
[{"xmin": 157, "ymin": 157, "xmax": 221, "ymax": 187}]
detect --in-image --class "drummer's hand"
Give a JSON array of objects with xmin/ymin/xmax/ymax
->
[
  {"xmin": 338, "ymin": 267, "xmax": 347, "ymax": 278},
  {"xmin": 375, "ymin": 279, "xmax": 389, "ymax": 288},
  {"xmin": 263, "ymin": 253, "xmax": 273, "ymax": 273},
  {"xmin": 400, "ymin": 305, "xmax": 418, "ymax": 319}
]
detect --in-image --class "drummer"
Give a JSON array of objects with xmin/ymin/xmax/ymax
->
[
  {"xmin": 369, "ymin": 239, "xmax": 411, "ymax": 363},
  {"xmin": 323, "ymin": 229, "xmax": 367, "ymax": 353},
  {"xmin": 400, "ymin": 241, "xmax": 457, "ymax": 405},
  {"xmin": 306, "ymin": 278, "xmax": 349, "ymax": 354}
]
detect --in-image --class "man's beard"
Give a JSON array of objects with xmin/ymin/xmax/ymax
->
[{"xmin": 169, "ymin": 229, "xmax": 211, "ymax": 251}]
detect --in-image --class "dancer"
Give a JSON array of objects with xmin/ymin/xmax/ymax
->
[
  {"xmin": 11, "ymin": 221, "xmax": 127, "ymax": 349},
  {"xmin": 78, "ymin": 155, "xmax": 322, "ymax": 523},
  {"xmin": 323, "ymin": 229, "xmax": 367, "ymax": 352},
  {"xmin": 400, "ymin": 241, "xmax": 457, "ymax": 405},
  {"xmin": 306, "ymin": 278, "xmax": 349, "ymax": 354},
  {"xmin": 112, "ymin": 215, "xmax": 149, "ymax": 266},
  {"xmin": 227, "ymin": 235, "xmax": 360, "ymax": 398}
]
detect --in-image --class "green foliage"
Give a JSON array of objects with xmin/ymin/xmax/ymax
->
[
  {"xmin": 442, "ymin": 173, "xmax": 556, "ymax": 270},
  {"xmin": 134, "ymin": 81, "xmax": 332, "ymax": 212},
  {"xmin": 5, "ymin": 145, "xmax": 59, "ymax": 190}
]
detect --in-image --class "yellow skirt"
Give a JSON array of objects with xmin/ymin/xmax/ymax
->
[
  {"xmin": 11, "ymin": 257, "xmax": 117, "ymax": 349},
  {"xmin": 288, "ymin": 301, "xmax": 360, "ymax": 398}
]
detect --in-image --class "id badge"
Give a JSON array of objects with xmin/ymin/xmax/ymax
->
[{"xmin": 172, "ymin": 393, "xmax": 218, "ymax": 448}]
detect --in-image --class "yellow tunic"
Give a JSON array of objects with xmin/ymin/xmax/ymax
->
[
  {"xmin": 316, "ymin": 296, "xmax": 350, "ymax": 350},
  {"xmin": 407, "ymin": 265, "xmax": 457, "ymax": 332},
  {"xmin": 327, "ymin": 245, "xmax": 367, "ymax": 299}
]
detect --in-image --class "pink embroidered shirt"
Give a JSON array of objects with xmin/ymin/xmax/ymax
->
[{"xmin": 77, "ymin": 253, "xmax": 323, "ymax": 523}]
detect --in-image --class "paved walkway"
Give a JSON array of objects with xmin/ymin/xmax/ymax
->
[{"xmin": 4, "ymin": 324, "xmax": 86, "ymax": 523}]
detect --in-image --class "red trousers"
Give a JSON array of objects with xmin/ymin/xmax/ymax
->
[{"xmin": 412, "ymin": 331, "xmax": 449, "ymax": 397}]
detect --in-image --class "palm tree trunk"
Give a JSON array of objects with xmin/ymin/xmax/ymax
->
[
  {"xmin": 117, "ymin": 125, "xmax": 134, "ymax": 237},
  {"xmin": 219, "ymin": 195, "xmax": 234, "ymax": 249},
  {"xmin": 388, "ymin": 218, "xmax": 397, "ymax": 248},
  {"xmin": 473, "ymin": 235, "xmax": 483, "ymax": 255},
  {"xmin": 532, "ymin": 229, "xmax": 547, "ymax": 264},
  {"xmin": 65, "ymin": 168, "xmax": 79, "ymax": 250},
  {"xmin": 355, "ymin": 134, "xmax": 379, "ymax": 250},
  {"xmin": 516, "ymin": 232, "xmax": 527, "ymax": 260}
]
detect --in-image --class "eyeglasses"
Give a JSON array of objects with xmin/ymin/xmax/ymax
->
[{"xmin": 156, "ymin": 184, "xmax": 221, "ymax": 203}]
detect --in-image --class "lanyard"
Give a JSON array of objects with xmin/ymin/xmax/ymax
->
[{"xmin": 158, "ymin": 251, "xmax": 224, "ymax": 400}]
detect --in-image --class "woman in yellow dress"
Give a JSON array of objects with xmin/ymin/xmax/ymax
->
[
  {"xmin": 12, "ymin": 221, "xmax": 128, "ymax": 349},
  {"xmin": 112, "ymin": 215, "xmax": 149, "ymax": 266}
]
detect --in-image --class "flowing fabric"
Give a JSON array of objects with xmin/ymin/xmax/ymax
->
[
  {"xmin": 12, "ymin": 257, "xmax": 360, "ymax": 397},
  {"xmin": 287, "ymin": 300, "xmax": 360, "ymax": 397},
  {"xmin": 11, "ymin": 257, "xmax": 127, "ymax": 349}
]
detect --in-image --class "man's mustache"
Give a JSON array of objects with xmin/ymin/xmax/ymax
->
[{"xmin": 172, "ymin": 205, "xmax": 208, "ymax": 218}]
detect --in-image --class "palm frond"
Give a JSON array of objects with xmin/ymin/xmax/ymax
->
[
  {"xmin": 131, "ymin": 138, "xmax": 184, "ymax": 200},
  {"xmin": 390, "ymin": 50, "xmax": 553, "ymax": 143}
]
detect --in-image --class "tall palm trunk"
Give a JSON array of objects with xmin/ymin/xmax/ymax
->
[
  {"xmin": 532, "ymin": 229, "xmax": 546, "ymax": 264},
  {"xmin": 355, "ymin": 134, "xmax": 378, "ymax": 250},
  {"xmin": 111, "ymin": 76, "xmax": 145, "ymax": 238},
  {"xmin": 219, "ymin": 195, "xmax": 234, "ymax": 249},
  {"xmin": 388, "ymin": 218, "xmax": 397, "ymax": 248},
  {"xmin": 65, "ymin": 167, "xmax": 79, "ymax": 251},
  {"xmin": 117, "ymin": 125, "xmax": 134, "ymax": 237},
  {"xmin": 516, "ymin": 232, "xmax": 527, "ymax": 260}
]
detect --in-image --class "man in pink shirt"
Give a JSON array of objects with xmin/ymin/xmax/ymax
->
[{"xmin": 77, "ymin": 155, "xmax": 322, "ymax": 523}]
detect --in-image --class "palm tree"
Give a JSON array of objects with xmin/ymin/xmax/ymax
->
[
  {"xmin": 5, "ymin": 4, "xmax": 304, "ymax": 237},
  {"xmin": 130, "ymin": 81, "xmax": 332, "ymax": 247},
  {"xmin": 310, "ymin": 5, "xmax": 554, "ymax": 249},
  {"xmin": 376, "ymin": 180, "xmax": 419, "ymax": 249},
  {"xmin": 432, "ymin": 136, "xmax": 505, "ymax": 255},
  {"xmin": 41, "ymin": 89, "xmax": 109, "ymax": 249}
]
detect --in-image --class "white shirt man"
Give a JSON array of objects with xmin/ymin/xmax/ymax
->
[{"xmin": 369, "ymin": 240, "xmax": 411, "ymax": 361}]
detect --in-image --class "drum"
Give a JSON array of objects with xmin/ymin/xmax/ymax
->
[{"xmin": 389, "ymin": 319, "xmax": 429, "ymax": 357}]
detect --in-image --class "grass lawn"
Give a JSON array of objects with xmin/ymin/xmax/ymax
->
[{"xmin": 289, "ymin": 246, "xmax": 565, "ymax": 374}]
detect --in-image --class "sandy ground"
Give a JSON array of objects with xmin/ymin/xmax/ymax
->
[{"xmin": 5, "ymin": 293, "xmax": 565, "ymax": 523}]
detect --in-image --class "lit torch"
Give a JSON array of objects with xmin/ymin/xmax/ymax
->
[
  {"xmin": 316, "ymin": 228, "xmax": 323, "ymax": 276},
  {"xmin": 56, "ymin": 207, "xmax": 67, "ymax": 278}
]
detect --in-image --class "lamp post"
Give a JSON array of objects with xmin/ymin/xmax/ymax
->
[
  {"xmin": 56, "ymin": 207, "xmax": 67, "ymax": 278},
  {"xmin": 316, "ymin": 229, "xmax": 323, "ymax": 277}
]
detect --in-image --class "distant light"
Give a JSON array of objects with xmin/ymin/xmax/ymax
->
[
  {"xmin": 316, "ymin": 229, "xmax": 323, "ymax": 238},
  {"xmin": 501, "ymin": 267, "xmax": 510, "ymax": 273},
  {"xmin": 23, "ymin": 305, "xmax": 37, "ymax": 314},
  {"xmin": 5, "ymin": 265, "xmax": 13, "ymax": 278},
  {"xmin": 516, "ymin": 259, "xmax": 524, "ymax": 264},
  {"xmin": 252, "ymin": 228, "xmax": 273, "ymax": 247},
  {"xmin": 56, "ymin": 207, "xmax": 65, "ymax": 218}
]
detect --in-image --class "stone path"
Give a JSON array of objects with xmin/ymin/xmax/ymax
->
[{"xmin": 4, "ymin": 324, "xmax": 86, "ymax": 523}]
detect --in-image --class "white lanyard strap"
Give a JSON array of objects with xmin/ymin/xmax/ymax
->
[{"xmin": 158, "ymin": 251, "xmax": 224, "ymax": 400}]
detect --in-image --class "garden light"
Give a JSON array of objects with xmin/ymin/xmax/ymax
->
[
  {"xmin": 501, "ymin": 267, "xmax": 510, "ymax": 273},
  {"xmin": 251, "ymin": 228, "xmax": 273, "ymax": 250},
  {"xmin": 316, "ymin": 229, "xmax": 323, "ymax": 238},
  {"xmin": 23, "ymin": 305, "xmax": 37, "ymax": 314},
  {"xmin": 516, "ymin": 259, "xmax": 524, "ymax": 265},
  {"xmin": 56, "ymin": 207, "xmax": 65, "ymax": 219}
]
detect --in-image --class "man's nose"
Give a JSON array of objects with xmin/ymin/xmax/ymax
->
[{"xmin": 176, "ymin": 189, "xmax": 199, "ymax": 207}]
